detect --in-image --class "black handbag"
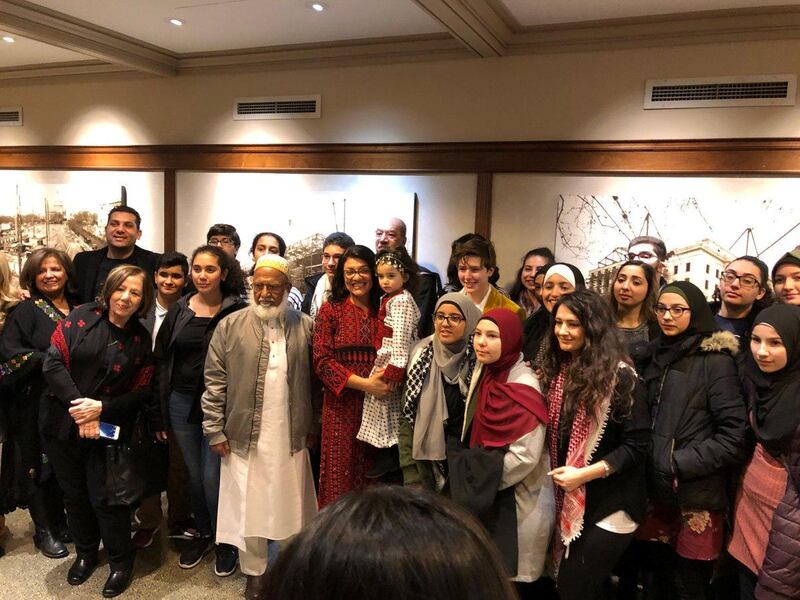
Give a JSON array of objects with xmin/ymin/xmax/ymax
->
[{"xmin": 105, "ymin": 443, "xmax": 146, "ymax": 507}]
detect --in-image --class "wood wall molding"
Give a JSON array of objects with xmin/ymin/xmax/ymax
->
[
  {"xmin": 475, "ymin": 172, "xmax": 493, "ymax": 238},
  {"xmin": 163, "ymin": 169, "xmax": 176, "ymax": 251},
  {"xmin": 2, "ymin": 139, "xmax": 800, "ymax": 175}
]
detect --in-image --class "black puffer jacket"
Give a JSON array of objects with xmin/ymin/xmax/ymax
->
[
  {"xmin": 644, "ymin": 330, "xmax": 748, "ymax": 511},
  {"xmin": 755, "ymin": 424, "xmax": 800, "ymax": 600}
]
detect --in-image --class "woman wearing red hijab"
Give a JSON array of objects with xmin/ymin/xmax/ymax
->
[{"xmin": 449, "ymin": 308, "xmax": 555, "ymax": 593}]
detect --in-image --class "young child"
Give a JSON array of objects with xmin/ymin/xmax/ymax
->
[{"xmin": 358, "ymin": 248, "xmax": 420, "ymax": 478}]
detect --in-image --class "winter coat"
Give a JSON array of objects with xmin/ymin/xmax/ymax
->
[
  {"xmin": 646, "ymin": 330, "xmax": 749, "ymax": 511},
  {"xmin": 756, "ymin": 424, "xmax": 800, "ymax": 600}
]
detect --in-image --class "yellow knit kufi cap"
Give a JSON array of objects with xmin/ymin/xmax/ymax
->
[{"xmin": 254, "ymin": 254, "xmax": 289, "ymax": 275}]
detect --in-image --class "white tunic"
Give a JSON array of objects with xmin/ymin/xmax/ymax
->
[{"xmin": 216, "ymin": 318, "xmax": 318, "ymax": 547}]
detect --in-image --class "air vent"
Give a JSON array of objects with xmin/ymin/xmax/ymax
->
[
  {"xmin": 644, "ymin": 75, "xmax": 796, "ymax": 109},
  {"xmin": 233, "ymin": 95, "xmax": 320, "ymax": 120},
  {"xmin": 0, "ymin": 106, "xmax": 22, "ymax": 126}
]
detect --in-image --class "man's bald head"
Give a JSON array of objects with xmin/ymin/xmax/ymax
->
[{"xmin": 375, "ymin": 217, "xmax": 407, "ymax": 252}]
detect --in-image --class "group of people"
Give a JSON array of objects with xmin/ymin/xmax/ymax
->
[{"xmin": 0, "ymin": 207, "xmax": 797, "ymax": 600}]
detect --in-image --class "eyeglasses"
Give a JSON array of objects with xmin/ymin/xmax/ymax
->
[
  {"xmin": 628, "ymin": 251, "xmax": 655, "ymax": 261},
  {"xmin": 433, "ymin": 313, "xmax": 465, "ymax": 326},
  {"xmin": 344, "ymin": 267, "xmax": 372, "ymax": 279},
  {"xmin": 252, "ymin": 282, "xmax": 286, "ymax": 294},
  {"xmin": 720, "ymin": 270, "xmax": 761, "ymax": 290},
  {"xmin": 208, "ymin": 237, "xmax": 234, "ymax": 247},
  {"xmin": 654, "ymin": 304, "xmax": 691, "ymax": 317}
]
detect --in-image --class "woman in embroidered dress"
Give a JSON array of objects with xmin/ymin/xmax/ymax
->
[
  {"xmin": 448, "ymin": 308, "xmax": 555, "ymax": 594},
  {"xmin": 728, "ymin": 304, "xmax": 800, "ymax": 600},
  {"xmin": 638, "ymin": 281, "xmax": 748, "ymax": 600},
  {"xmin": 0, "ymin": 248, "xmax": 75, "ymax": 559},
  {"xmin": 42, "ymin": 264, "xmax": 159, "ymax": 597},
  {"xmin": 357, "ymin": 248, "xmax": 420, "ymax": 478},
  {"xmin": 313, "ymin": 245, "xmax": 390, "ymax": 507},
  {"xmin": 399, "ymin": 293, "xmax": 481, "ymax": 490},
  {"xmin": 539, "ymin": 289, "xmax": 649, "ymax": 600}
]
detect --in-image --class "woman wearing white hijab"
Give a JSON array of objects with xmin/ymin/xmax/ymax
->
[{"xmin": 399, "ymin": 293, "xmax": 482, "ymax": 490}]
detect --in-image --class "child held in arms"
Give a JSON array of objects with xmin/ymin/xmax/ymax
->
[{"xmin": 357, "ymin": 248, "xmax": 420, "ymax": 478}]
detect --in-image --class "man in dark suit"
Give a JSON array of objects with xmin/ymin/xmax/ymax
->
[
  {"xmin": 72, "ymin": 206, "xmax": 160, "ymax": 304},
  {"xmin": 375, "ymin": 217, "xmax": 442, "ymax": 336}
]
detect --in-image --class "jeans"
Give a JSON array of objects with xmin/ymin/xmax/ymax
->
[{"xmin": 169, "ymin": 391, "xmax": 220, "ymax": 539}]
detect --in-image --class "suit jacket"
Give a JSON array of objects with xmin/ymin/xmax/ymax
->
[{"xmin": 73, "ymin": 245, "xmax": 161, "ymax": 304}]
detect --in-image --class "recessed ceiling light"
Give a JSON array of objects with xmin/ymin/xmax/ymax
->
[
  {"xmin": 2, "ymin": 36, "xmax": 14, "ymax": 44},
  {"xmin": 169, "ymin": 18, "xmax": 183, "ymax": 26},
  {"xmin": 310, "ymin": 3, "xmax": 326, "ymax": 11}
]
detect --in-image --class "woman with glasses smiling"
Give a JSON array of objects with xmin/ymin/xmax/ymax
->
[
  {"xmin": 313, "ymin": 245, "xmax": 390, "ymax": 507},
  {"xmin": 638, "ymin": 281, "xmax": 748, "ymax": 599},
  {"xmin": 712, "ymin": 256, "xmax": 773, "ymax": 349},
  {"xmin": 399, "ymin": 293, "xmax": 482, "ymax": 491}
]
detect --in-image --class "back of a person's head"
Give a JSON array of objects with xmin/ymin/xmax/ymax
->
[{"xmin": 264, "ymin": 486, "xmax": 517, "ymax": 600}]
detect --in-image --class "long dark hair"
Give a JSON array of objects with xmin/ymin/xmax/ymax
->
[
  {"xmin": 509, "ymin": 248, "xmax": 556, "ymax": 304},
  {"xmin": 608, "ymin": 260, "xmax": 658, "ymax": 326},
  {"xmin": 263, "ymin": 486, "xmax": 517, "ymax": 600},
  {"xmin": 191, "ymin": 245, "xmax": 246, "ymax": 298},
  {"xmin": 727, "ymin": 255, "xmax": 775, "ymax": 313},
  {"xmin": 541, "ymin": 289, "xmax": 633, "ymax": 422},
  {"xmin": 329, "ymin": 245, "xmax": 381, "ymax": 309}
]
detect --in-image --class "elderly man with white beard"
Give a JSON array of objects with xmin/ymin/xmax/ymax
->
[{"xmin": 201, "ymin": 254, "xmax": 319, "ymax": 600}]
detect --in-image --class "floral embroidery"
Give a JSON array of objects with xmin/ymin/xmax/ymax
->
[
  {"xmin": 112, "ymin": 364, "xmax": 121, "ymax": 373},
  {"xmin": 682, "ymin": 510, "xmax": 712, "ymax": 534},
  {"xmin": 77, "ymin": 319, "xmax": 86, "ymax": 328},
  {"xmin": 33, "ymin": 298, "xmax": 65, "ymax": 324},
  {"xmin": 0, "ymin": 351, "xmax": 33, "ymax": 377},
  {"xmin": 64, "ymin": 321, "xmax": 72, "ymax": 328}
]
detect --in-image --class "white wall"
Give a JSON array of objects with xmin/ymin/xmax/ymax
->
[
  {"xmin": 176, "ymin": 172, "xmax": 475, "ymax": 277},
  {"xmin": 2, "ymin": 39, "xmax": 800, "ymax": 145},
  {"xmin": 492, "ymin": 174, "xmax": 800, "ymax": 290},
  {"xmin": 3, "ymin": 36, "xmax": 798, "ymax": 276}
]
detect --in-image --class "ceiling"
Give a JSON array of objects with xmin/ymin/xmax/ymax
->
[{"xmin": 0, "ymin": 0, "xmax": 797, "ymax": 79}]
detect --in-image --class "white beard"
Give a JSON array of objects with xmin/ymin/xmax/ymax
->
[{"xmin": 254, "ymin": 295, "xmax": 288, "ymax": 321}]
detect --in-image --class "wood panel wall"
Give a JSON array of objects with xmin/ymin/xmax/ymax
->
[{"xmin": 2, "ymin": 139, "xmax": 798, "ymax": 249}]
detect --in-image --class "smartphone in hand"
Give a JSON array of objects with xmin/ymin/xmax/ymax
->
[{"xmin": 98, "ymin": 422, "xmax": 121, "ymax": 440}]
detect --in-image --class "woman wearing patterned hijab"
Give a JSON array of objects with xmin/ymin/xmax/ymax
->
[{"xmin": 399, "ymin": 293, "xmax": 481, "ymax": 490}]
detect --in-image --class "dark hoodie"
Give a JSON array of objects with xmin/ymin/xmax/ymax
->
[{"xmin": 153, "ymin": 292, "xmax": 247, "ymax": 428}]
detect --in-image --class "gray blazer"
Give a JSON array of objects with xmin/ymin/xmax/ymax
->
[{"xmin": 201, "ymin": 306, "xmax": 320, "ymax": 455}]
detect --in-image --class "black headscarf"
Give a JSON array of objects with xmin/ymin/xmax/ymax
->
[
  {"xmin": 771, "ymin": 246, "xmax": 800, "ymax": 281},
  {"xmin": 747, "ymin": 303, "xmax": 800, "ymax": 457},
  {"xmin": 644, "ymin": 281, "xmax": 721, "ymax": 380}
]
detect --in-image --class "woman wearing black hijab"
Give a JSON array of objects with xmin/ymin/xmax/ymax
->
[
  {"xmin": 729, "ymin": 304, "xmax": 800, "ymax": 600},
  {"xmin": 638, "ymin": 281, "xmax": 748, "ymax": 599}
]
